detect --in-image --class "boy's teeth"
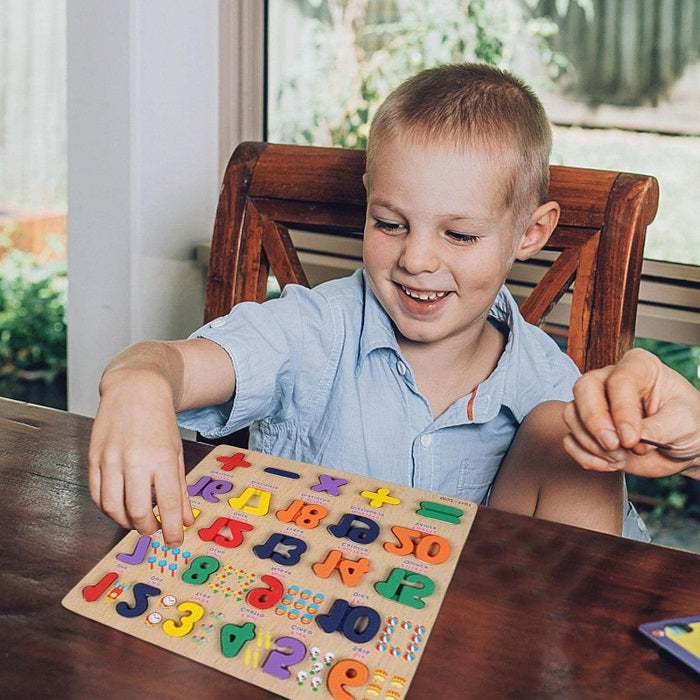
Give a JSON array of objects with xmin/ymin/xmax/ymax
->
[{"xmin": 401, "ymin": 286, "xmax": 447, "ymax": 301}]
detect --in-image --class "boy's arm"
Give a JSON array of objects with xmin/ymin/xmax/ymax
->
[
  {"xmin": 490, "ymin": 400, "xmax": 623, "ymax": 535},
  {"xmin": 88, "ymin": 338, "xmax": 235, "ymax": 547}
]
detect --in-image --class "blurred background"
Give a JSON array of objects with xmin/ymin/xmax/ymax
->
[{"xmin": 1, "ymin": 0, "xmax": 698, "ymax": 549}]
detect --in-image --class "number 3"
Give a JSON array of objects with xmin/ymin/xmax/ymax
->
[{"xmin": 162, "ymin": 601, "xmax": 205, "ymax": 637}]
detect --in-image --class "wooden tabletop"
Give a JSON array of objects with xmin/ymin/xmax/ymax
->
[{"xmin": 1, "ymin": 397, "xmax": 698, "ymax": 698}]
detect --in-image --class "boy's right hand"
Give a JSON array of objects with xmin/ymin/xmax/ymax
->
[
  {"xmin": 88, "ymin": 366, "xmax": 194, "ymax": 547},
  {"xmin": 88, "ymin": 338, "xmax": 236, "ymax": 545}
]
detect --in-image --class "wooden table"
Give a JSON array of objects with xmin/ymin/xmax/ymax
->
[{"xmin": 1, "ymin": 397, "xmax": 698, "ymax": 698}]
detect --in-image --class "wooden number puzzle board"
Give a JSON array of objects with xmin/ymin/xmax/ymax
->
[{"xmin": 63, "ymin": 446, "xmax": 477, "ymax": 699}]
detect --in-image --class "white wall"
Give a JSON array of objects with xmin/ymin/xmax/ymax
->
[{"xmin": 66, "ymin": 0, "xmax": 263, "ymax": 416}]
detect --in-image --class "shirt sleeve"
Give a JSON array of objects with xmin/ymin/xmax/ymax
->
[{"xmin": 177, "ymin": 283, "xmax": 338, "ymax": 439}]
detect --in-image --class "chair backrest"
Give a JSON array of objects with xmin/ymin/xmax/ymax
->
[{"xmin": 205, "ymin": 141, "xmax": 659, "ymax": 372}]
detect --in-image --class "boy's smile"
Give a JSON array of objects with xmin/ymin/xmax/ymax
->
[{"xmin": 363, "ymin": 136, "xmax": 530, "ymax": 355}]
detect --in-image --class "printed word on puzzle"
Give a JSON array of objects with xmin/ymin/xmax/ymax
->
[{"xmin": 63, "ymin": 446, "xmax": 477, "ymax": 699}]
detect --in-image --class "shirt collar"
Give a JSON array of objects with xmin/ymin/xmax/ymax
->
[
  {"xmin": 356, "ymin": 273, "xmax": 561, "ymax": 424},
  {"xmin": 358, "ymin": 269, "xmax": 401, "ymax": 365},
  {"xmin": 468, "ymin": 285, "xmax": 560, "ymax": 424}
]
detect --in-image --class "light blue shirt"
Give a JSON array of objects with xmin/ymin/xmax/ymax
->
[{"xmin": 179, "ymin": 269, "xmax": 648, "ymax": 540}]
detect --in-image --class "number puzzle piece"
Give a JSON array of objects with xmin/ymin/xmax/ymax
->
[
  {"xmin": 182, "ymin": 555, "xmax": 220, "ymax": 585},
  {"xmin": 276, "ymin": 499, "xmax": 328, "ymax": 529},
  {"xmin": 187, "ymin": 475, "xmax": 233, "ymax": 502},
  {"xmin": 198, "ymin": 516, "xmax": 253, "ymax": 548},
  {"xmin": 375, "ymin": 568, "xmax": 435, "ymax": 609},
  {"xmin": 327, "ymin": 659, "xmax": 370, "ymax": 700},
  {"xmin": 116, "ymin": 534, "xmax": 151, "ymax": 565},
  {"xmin": 384, "ymin": 526, "xmax": 451, "ymax": 564},
  {"xmin": 246, "ymin": 574, "xmax": 284, "ymax": 610},
  {"xmin": 162, "ymin": 600, "xmax": 205, "ymax": 637},
  {"xmin": 253, "ymin": 533, "xmax": 307, "ymax": 566},
  {"xmin": 115, "ymin": 582, "xmax": 161, "ymax": 618},
  {"xmin": 220, "ymin": 621, "xmax": 257, "ymax": 658},
  {"xmin": 229, "ymin": 486, "xmax": 272, "ymax": 516},
  {"xmin": 262, "ymin": 637, "xmax": 307, "ymax": 680},
  {"xmin": 316, "ymin": 599, "xmax": 381, "ymax": 644},
  {"xmin": 312, "ymin": 549, "xmax": 371, "ymax": 587},
  {"xmin": 327, "ymin": 513, "xmax": 380, "ymax": 544},
  {"xmin": 82, "ymin": 571, "xmax": 119, "ymax": 602}
]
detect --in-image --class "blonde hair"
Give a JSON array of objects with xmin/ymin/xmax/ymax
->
[{"xmin": 367, "ymin": 63, "xmax": 552, "ymax": 219}]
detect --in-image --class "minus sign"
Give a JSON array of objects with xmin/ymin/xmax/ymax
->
[{"xmin": 263, "ymin": 466, "xmax": 301, "ymax": 479}]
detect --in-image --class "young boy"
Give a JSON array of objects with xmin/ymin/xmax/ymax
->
[{"xmin": 89, "ymin": 63, "xmax": 647, "ymax": 547}]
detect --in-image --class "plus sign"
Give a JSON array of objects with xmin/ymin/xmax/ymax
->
[
  {"xmin": 216, "ymin": 452, "xmax": 251, "ymax": 472},
  {"xmin": 360, "ymin": 487, "xmax": 401, "ymax": 508}
]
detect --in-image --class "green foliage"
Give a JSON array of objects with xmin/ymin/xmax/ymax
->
[
  {"xmin": 626, "ymin": 339, "xmax": 700, "ymax": 514},
  {"xmin": 633, "ymin": 338, "xmax": 700, "ymax": 390},
  {"xmin": 0, "ymin": 247, "xmax": 67, "ymax": 392},
  {"xmin": 272, "ymin": 0, "xmax": 573, "ymax": 149},
  {"xmin": 627, "ymin": 473, "xmax": 690, "ymax": 517}
]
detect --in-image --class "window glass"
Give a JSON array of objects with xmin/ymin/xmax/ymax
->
[{"xmin": 266, "ymin": 0, "xmax": 699, "ymax": 266}]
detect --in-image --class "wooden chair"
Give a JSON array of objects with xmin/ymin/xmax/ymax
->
[{"xmin": 205, "ymin": 141, "xmax": 659, "ymax": 373}]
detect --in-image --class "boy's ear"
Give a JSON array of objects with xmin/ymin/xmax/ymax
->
[
  {"xmin": 515, "ymin": 201, "xmax": 560, "ymax": 261},
  {"xmin": 362, "ymin": 172, "xmax": 368, "ymax": 190}
]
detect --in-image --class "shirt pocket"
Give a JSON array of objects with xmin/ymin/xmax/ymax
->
[{"xmin": 455, "ymin": 455, "xmax": 503, "ymax": 504}]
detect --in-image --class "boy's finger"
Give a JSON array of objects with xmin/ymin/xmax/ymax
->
[
  {"xmin": 153, "ymin": 471, "xmax": 185, "ymax": 547},
  {"xmin": 98, "ymin": 468, "xmax": 133, "ymax": 531},
  {"xmin": 124, "ymin": 469, "xmax": 161, "ymax": 537}
]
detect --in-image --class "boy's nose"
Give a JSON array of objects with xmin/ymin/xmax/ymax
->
[{"xmin": 398, "ymin": 232, "xmax": 440, "ymax": 274}]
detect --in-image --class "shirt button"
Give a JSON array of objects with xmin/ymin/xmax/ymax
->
[
  {"xmin": 396, "ymin": 360, "xmax": 406, "ymax": 376},
  {"xmin": 210, "ymin": 317, "xmax": 226, "ymax": 328},
  {"xmin": 420, "ymin": 434, "xmax": 433, "ymax": 447}
]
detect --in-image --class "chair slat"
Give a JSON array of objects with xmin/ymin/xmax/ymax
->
[{"xmin": 205, "ymin": 141, "xmax": 659, "ymax": 372}]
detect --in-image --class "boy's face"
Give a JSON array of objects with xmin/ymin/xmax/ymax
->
[{"xmin": 363, "ymin": 136, "xmax": 530, "ymax": 350}]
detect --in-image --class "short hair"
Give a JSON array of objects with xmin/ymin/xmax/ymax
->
[{"xmin": 366, "ymin": 63, "xmax": 552, "ymax": 219}]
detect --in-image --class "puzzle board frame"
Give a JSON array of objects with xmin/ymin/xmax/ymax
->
[{"xmin": 63, "ymin": 446, "xmax": 477, "ymax": 699}]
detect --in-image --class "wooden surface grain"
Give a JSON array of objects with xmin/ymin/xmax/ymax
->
[{"xmin": 1, "ymin": 397, "xmax": 697, "ymax": 698}]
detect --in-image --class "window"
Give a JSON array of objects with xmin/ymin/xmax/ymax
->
[{"xmin": 265, "ymin": 0, "xmax": 699, "ymax": 387}]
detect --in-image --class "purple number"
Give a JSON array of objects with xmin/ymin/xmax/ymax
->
[
  {"xmin": 261, "ymin": 637, "xmax": 307, "ymax": 680},
  {"xmin": 187, "ymin": 475, "xmax": 233, "ymax": 502},
  {"xmin": 116, "ymin": 534, "xmax": 151, "ymax": 565}
]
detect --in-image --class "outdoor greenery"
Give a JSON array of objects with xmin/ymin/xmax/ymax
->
[
  {"xmin": 272, "ymin": 0, "xmax": 573, "ymax": 149},
  {"xmin": 0, "ymin": 238, "xmax": 67, "ymax": 407}
]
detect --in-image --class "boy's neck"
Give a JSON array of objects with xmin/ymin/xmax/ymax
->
[{"xmin": 398, "ymin": 319, "xmax": 506, "ymax": 420}]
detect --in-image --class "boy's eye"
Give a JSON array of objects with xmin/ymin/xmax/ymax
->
[
  {"xmin": 446, "ymin": 231, "xmax": 479, "ymax": 244},
  {"xmin": 373, "ymin": 218, "xmax": 405, "ymax": 233}
]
